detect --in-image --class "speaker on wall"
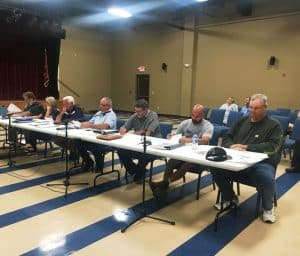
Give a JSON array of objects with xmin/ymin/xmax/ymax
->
[
  {"xmin": 161, "ymin": 63, "xmax": 168, "ymax": 72},
  {"xmin": 269, "ymin": 56, "xmax": 276, "ymax": 66}
]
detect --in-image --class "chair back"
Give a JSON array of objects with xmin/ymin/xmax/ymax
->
[
  {"xmin": 270, "ymin": 115, "xmax": 289, "ymax": 135},
  {"xmin": 226, "ymin": 111, "xmax": 243, "ymax": 128},
  {"xmin": 203, "ymin": 107, "xmax": 210, "ymax": 119},
  {"xmin": 159, "ymin": 122, "xmax": 173, "ymax": 139},
  {"xmin": 291, "ymin": 119, "xmax": 300, "ymax": 140},
  {"xmin": 267, "ymin": 109, "xmax": 280, "ymax": 116},
  {"xmin": 288, "ymin": 111, "xmax": 298, "ymax": 124},
  {"xmin": 209, "ymin": 109, "xmax": 225, "ymax": 126},
  {"xmin": 116, "ymin": 119, "xmax": 125, "ymax": 130},
  {"xmin": 82, "ymin": 113, "xmax": 93, "ymax": 122},
  {"xmin": 276, "ymin": 108, "xmax": 291, "ymax": 116},
  {"xmin": 210, "ymin": 126, "xmax": 223, "ymax": 146}
]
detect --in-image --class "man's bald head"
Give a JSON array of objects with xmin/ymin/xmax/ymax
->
[{"xmin": 191, "ymin": 104, "xmax": 204, "ymax": 124}]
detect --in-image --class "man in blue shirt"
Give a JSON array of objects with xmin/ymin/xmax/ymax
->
[
  {"xmin": 76, "ymin": 97, "xmax": 117, "ymax": 172},
  {"xmin": 240, "ymin": 96, "xmax": 250, "ymax": 116}
]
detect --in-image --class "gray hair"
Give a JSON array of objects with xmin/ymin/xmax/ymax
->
[
  {"xmin": 102, "ymin": 97, "xmax": 112, "ymax": 108},
  {"xmin": 45, "ymin": 96, "xmax": 57, "ymax": 108},
  {"xmin": 63, "ymin": 96, "xmax": 75, "ymax": 104},
  {"xmin": 251, "ymin": 94, "xmax": 268, "ymax": 107}
]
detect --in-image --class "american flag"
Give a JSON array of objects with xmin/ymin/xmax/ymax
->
[{"xmin": 43, "ymin": 48, "xmax": 49, "ymax": 87}]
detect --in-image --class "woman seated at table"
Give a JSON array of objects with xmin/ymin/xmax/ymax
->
[{"xmin": 26, "ymin": 96, "xmax": 60, "ymax": 154}]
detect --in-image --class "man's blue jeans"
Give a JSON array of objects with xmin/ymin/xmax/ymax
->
[{"xmin": 212, "ymin": 162, "xmax": 276, "ymax": 210}]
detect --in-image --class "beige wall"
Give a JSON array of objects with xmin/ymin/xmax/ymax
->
[
  {"xmin": 59, "ymin": 26, "xmax": 112, "ymax": 111},
  {"xmin": 59, "ymin": 14, "xmax": 300, "ymax": 114},
  {"xmin": 111, "ymin": 26, "xmax": 184, "ymax": 115},
  {"xmin": 193, "ymin": 14, "xmax": 300, "ymax": 110}
]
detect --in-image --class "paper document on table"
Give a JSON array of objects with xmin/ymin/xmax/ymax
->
[
  {"xmin": 7, "ymin": 103, "xmax": 22, "ymax": 113},
  {"xmin": 151, "ymin": 134, "xmax": 183, "ymax": 150},
  {"xmin": 168, "ymin": 134, "xmax": 182, "ymax": 143},
  {"xmin": 227, "ymin": 154, "xmax": 267, "ymax": 165}
]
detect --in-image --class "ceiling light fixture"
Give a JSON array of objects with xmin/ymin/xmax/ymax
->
[
  {"xmin": 196, "ymin": 0, "xmax": 209, "ymax": 2},
  {"xmin": 107, "ymin": 7, "xmax": 132, "ymax": 18}
]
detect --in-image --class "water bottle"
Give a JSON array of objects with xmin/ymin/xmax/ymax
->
[
  {"xmin": 1, "ymin": 105, "xmax": 7, "ymax": 119},
  {"xmin": 192, "ymin": 134, "xmax": 199, "ymax": 149}
]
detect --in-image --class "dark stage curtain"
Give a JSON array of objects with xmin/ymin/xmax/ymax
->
[{"xmin": 0, "ymin": 39, "xmax": 60, "ymax": 100}]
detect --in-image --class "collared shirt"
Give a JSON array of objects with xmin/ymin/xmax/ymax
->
[
  {"xmin": 240, "ymin": 105, "xmax": 249, "ymax": 116},
  {"xmin": 24, "ymin": 102, "xmax": 44, "ymax": 116},
  {"xmin": 89, "ymin": 108, "xmax": 117, "ymax": 129},
  {"xmin": 220, "ymin": 103, "xmax": 239, "ymax": 124},
  {"xmin": 62, "ymin": 105, "xmax": 84, "ymax": 121},
  {"xmin": 125, "ymin": 110, "xmax": 161, "ymax": 137},
  {"xmin": 176, "ymin": 119, "xmax": 214, "ymax": 140}
]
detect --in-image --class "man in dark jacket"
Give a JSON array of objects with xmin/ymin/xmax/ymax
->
[{"xmin": 212, "ymin": 94, "xmax": 283, "ymax": 223}]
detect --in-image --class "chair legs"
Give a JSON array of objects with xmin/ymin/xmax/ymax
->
[{"xmin": 217, "ymin": 186, "xmax": 278, "ymax": 218}]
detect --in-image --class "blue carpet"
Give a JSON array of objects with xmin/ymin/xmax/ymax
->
[
  {"xmin": 23, "ymin": 173, "xmax": 214, "ymax": 256},
  {"xmin": 168, "ymin": 172, "xmax": 300, "ymax": 256}
]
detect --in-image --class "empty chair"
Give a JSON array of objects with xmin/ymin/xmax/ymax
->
[
  {"xmin": 159, "ymin": 122, "xmax": 173, "ymax": 139},
  {"xmin": 116, "ymin": 119, "xmax": 125, "ymax": 129},
  {"xmin": 209, "ymin": 109, "xmax": 226, "ymax": 126},
  {"xmin": 267, "ymin": 109, "xmax": 280, "ymax": 116},
  {"xmin": 82, "ymin": 113, "xmax": 93, "ymax": 122},
  {"xmin": 276, "ymin": 108, "xmax": 291, "ymax": 117},
  {"xmin": 288, "ymin": 111, "xmax": 298, "ymax": 125},
  {"xmin": 203, "ymin": 107, "xmax": 210, "ymax": 119},
  {"xmin": 226, "ymin": 111, "xmax": 243, "ymax": 128},
  {"xmin": 271, "ymin": 115, "xmax": 289, "ymax": 135},
  {"xmin": 213, "ymin": 111, "xmax": 243, "ymax": 138}
]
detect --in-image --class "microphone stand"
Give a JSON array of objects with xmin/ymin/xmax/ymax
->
[
  {"xmin": 47, "ymin": 120, "xmax": 89, "ymax": 197},
  {"xmin": 121, "ymin": 132, "xmax": 175, "ymax": 233},
  {"xmin": 7, "ymin": 114, "xmax": 15, "ymax": 166}
]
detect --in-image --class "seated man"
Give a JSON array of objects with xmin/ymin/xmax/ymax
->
[
  {"xmin": 149, "ymin": 104, "xmax": 214, "ymax": 197},
  {"xmin": 219, "ymin": 96, "xmax": 238, "ymax": 124},
  {"xmin": 212, "ymin": 94, "xmax": 282, "ymax": 223},
  {"xmin": 118, "ymin": 99, "xmax": 161, "ymax": 182},
  {"xmin": 75, "ymin": 97, "xmax": 117, "ymax": 172},
  {"xmin": 55, "ymin": 96, "xmax": 84, "ymax": 124},
  {"xmin": 53, "ymin": 96, "xmax": 84, "ymax": 158},
  {"xmin": 240, "ymin": 96, "xmax": 250, "ymax": 116},
  {"xmin": 285, "ymin": 140, "xmax": 300, "ymax": 173},
  {"xmin": 12, "ymin": 91, "xmax": 45, "ymax": 152}
]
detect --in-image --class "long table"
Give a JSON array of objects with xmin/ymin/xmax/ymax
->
[
  {"xmin": 0, "ymin": 118, "xmax": 268, "ymax": 172},
  {"xmin": 0, "ymin": 117, "xmax": 269, "ymax": 230}
]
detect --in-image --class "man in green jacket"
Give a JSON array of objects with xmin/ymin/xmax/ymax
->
[{"xmin": 212, "ymin": 94, "xmax": 283, "ymax": 223}]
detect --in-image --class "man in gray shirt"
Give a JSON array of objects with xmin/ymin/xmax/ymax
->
[
  {"xmin": 149, "ymin": 104, "xmax": 214, "ymax": 197},
  {"xmin": 118, "ymin": 99, "xmax": 161, "ymax": 182}
]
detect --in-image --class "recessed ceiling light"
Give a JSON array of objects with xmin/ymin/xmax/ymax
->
[
  {"xmin": 196, "ymin": 0, "xmax": 209, "ymax": 2},
  {"xmin": 107, "ymin": 7, "xmax": 132, "ymax": 18}
]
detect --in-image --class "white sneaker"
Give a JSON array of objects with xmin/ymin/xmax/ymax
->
[
  {"xmin": 263, "ymin": 206, "xmax": 276, "ymax": 223},
  {"xmin": 214, "ymin": 197, "xmax": 239, "ymax": 210}
]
